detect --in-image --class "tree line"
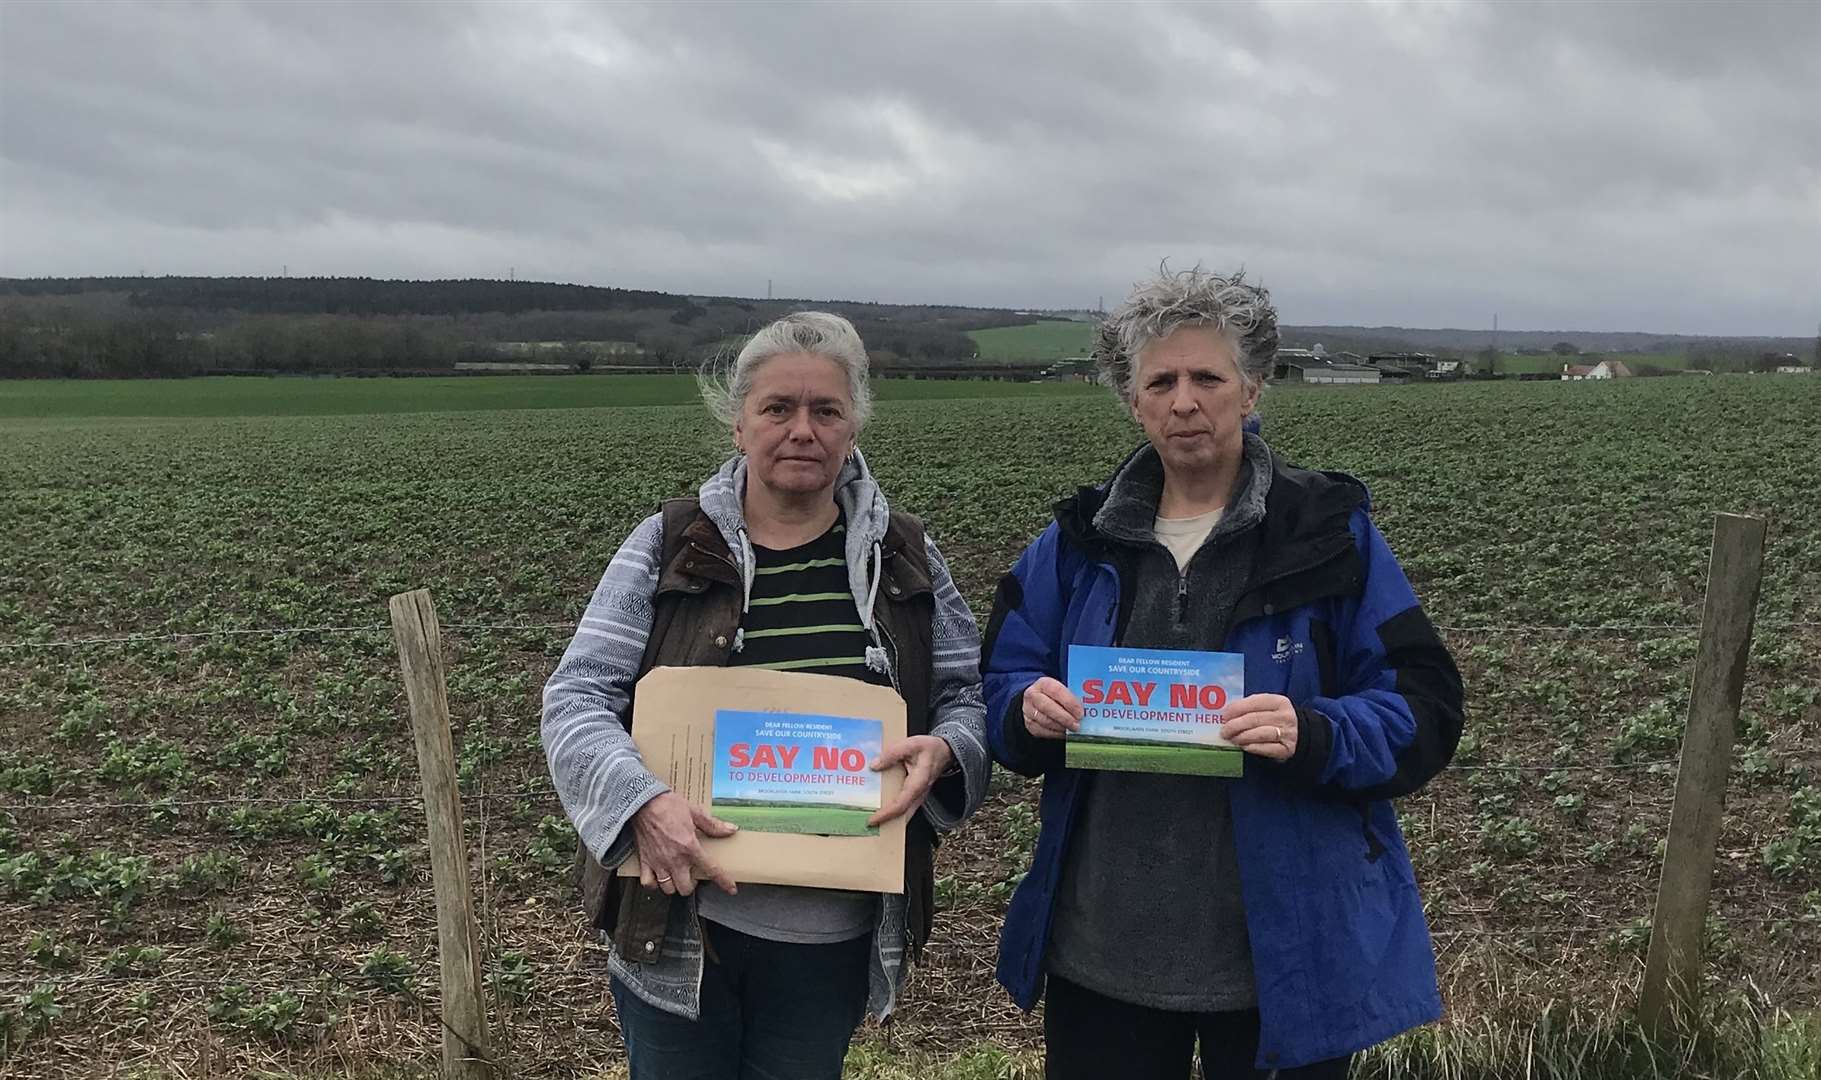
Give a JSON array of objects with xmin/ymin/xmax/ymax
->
[
  {"xmin": 0, "ymin": 278, "xmax": 1030, "ymax": 378},
  {"xmin": 0, "ymin": 276, "xmax": 689, "ymax": 317},
  {"xmin": 23, "ymin": 275, "xmax": 1787, "ymax": 382},
  {"xmin": 0, "ymin": 309, "xmax": 490, "ymax": 378}
]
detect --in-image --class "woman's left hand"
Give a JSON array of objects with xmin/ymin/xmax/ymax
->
[
  {"xmin": 867, "ymin": 735, "xmax": 955, "ymax": 826},
  {"xmin": 1221, "ymin": 694, "xmax": 1299, "ymax": 761}
]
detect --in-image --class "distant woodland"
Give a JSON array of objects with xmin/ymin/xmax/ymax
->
[
  {"xmin": 0, "ymin": 276, "xmax": 1809, "ymax": 378},
  {"xmin": 0, "ymin": 276, "xmax": 1049, "ymax": 378}
]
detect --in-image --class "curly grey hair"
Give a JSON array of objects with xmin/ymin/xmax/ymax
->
[
  {"xmin": 699, "ymin": 310, "xmax": 874, "ymax": 432},
  {"xmin": 1094, "ymin": 266, "xmax": 1279, "ymax": 401}
]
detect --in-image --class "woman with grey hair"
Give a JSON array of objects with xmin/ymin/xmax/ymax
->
[
  {"xmin": 543, "ymin": 311, "xmax": 991, "ymax": 1079},
  {"xmin": 983, "ymin": 268, "xmax": 1463, "ymax": 1078}
]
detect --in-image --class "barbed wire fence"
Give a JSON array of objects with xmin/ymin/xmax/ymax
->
[
  {"xmin": 4, "ymin": 618, "xmax": 1819, "ymax": 653},
  {"xmin": 3, "ymin": 535, "xmax": 1817, "ymax": 1057},
  {"xmin": 6, "ymin": 611, "xmax": 1809, "ymax": 803},
  {"xmin": 0, "ymin": 611, "xmax": 1812, "ymax": 814},
  {"xmin": 0, "ymin": 613, "xmax": 1760, "ymax": 817}
]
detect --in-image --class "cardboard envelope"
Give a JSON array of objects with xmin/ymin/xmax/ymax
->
[{"xmin": 617, "ymin": 665, "xmax": 908, "ymax": 893}]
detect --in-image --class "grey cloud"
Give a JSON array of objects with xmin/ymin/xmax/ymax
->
[{"xmin": 1, "ymin": 0, "xmax": 1815, "ymax": 334}]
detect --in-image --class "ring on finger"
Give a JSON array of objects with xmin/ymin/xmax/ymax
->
[{"xmin": 655, "ymin": 873, "xmax": 672, "ymax": 883}]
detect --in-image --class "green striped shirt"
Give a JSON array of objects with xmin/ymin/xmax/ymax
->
[{"xmin": 733, "ymin": 517, "xmax": 885, "ymax": 686}]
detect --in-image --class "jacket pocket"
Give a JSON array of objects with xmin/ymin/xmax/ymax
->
[{"xmin": 611, "ymin": 881, "xmax": 674, "ymax": 963}]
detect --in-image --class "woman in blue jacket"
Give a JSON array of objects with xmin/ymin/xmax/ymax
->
[{"xmin": 982, "ymin": 267, "xmax": 1463, "ymax": 1079}]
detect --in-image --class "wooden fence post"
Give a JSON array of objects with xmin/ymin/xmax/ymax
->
[
  {"xmin": 1637, "ymin": 514, "xmax": 1766, "ymax": 1035},
  {"xmin": 389, "ymin": 589, "xmax": 495, "ymax": 1079}
]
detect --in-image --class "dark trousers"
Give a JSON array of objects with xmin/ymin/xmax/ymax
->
[
  {"xmin": 1044, "ymin": 974, "xmax": 1352, "ymax": 1080},
  {"xmin": 611, "ymin": 920, "xmax": 871, "ymax": 1080}
]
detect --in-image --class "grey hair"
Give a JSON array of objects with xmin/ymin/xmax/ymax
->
[
  {"xmin": 699, "ymin": 311, "xmax": 874, "ymax": 431},
  {"xmin": 1094, "ymin": 265, "xmax": 1279, "ymax": 401}
]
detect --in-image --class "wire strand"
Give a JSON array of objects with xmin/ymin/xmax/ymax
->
[
  {"xmin": 3, "ymin": 619, "xmax": 1817, "ymax": 651},
  {"xmin": 0, "ymin": 621, "xmax": 577, "ymax": 651},
  {"xmin": 0, "ymin": 788, "xmax": 550, "ymax": 814},
  {"xmin": 1448, "ymin": 759, "xmax": 1677, "ymax": 773}
]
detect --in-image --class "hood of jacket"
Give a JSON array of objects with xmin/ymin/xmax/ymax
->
[
  {"xmin": 694, "ymin": 446, "xmax": 895, "ymax": 634},
  {"xmin": 1055, "ymin": 432, "xmax": 1370, "ymax": 586}
]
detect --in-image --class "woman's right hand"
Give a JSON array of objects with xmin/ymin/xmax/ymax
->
[
  {"xmin": 631, "ymin": 792, "xmax": 739, "ymax": 897},
  {"xmin": 1022, "ymin": 677, "xmax": 1083, "ymax": 740}
]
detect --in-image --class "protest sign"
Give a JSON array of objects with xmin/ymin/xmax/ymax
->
[
  {"xmin": 618, "ymin": 666, "xmax": 907, "ymax": 892},
  {"xmin": 1066, "ymin": 644, "xmax": 1245, "ymax": 776},
  {"xmin": 711, "ymin": 709, "xmax": 883, "ymax": 836}
]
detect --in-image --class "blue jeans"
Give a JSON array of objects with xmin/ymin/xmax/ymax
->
[{"xmin": 611, "ymin": 920, "xmax": 871, "ymax": 1080}]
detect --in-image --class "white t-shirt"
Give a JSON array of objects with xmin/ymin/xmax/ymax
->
[{"xmin": 1153, "ymin": 507, "xmax": 1224, "ymax": 572}]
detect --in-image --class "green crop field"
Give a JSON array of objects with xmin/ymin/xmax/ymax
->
[
  {"xmin": 711, "ymin": 803, "xmax": 877, "ymax": 836},
  {"xmin": 1063, "ymin": 739, "xmax": 1243, "ymax": 777},
  {"xmin": 967, "ymin": 321, "xmax": 1096, "ymax": 362},
  {"xmin": 0, "ymin": 373, "xmax": 1100, "ymax": 420},
  {"xmin": 3, "ymin": 375, "xmax": 1819, "ymax": 1077}
]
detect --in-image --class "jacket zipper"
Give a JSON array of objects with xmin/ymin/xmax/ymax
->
[
  {"xmin": 875, "ymin": 613, "xmax": 904, "ymax": 695},
  {"xmin": 1150, "ymin": 537, "xmax": 1189, "ymax": 627},
  {"xmin": 869, "ymin": 547, "xmax": 905, "ymax": 694},
  {"xmin": 686, "ymin": 541, "xmax": 740, "ymax": 579},
  {"xmin": 867, "ymin": 556, "xmax": 909, "ymax": 988}
]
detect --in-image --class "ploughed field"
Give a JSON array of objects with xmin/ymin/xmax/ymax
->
[{"xmin": 2, "ymin": 375, "xmax": 1818, "ymax": 1076}]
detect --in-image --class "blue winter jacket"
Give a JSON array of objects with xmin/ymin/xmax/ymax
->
[{"xmin": 982, "ymin": 446, "xmax": 1464, "ymax": 1069}]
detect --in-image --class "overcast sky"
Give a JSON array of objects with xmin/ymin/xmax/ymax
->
[{"xmin": 2, "ymin": 1, "xmax": 1816, "ymax": 335}]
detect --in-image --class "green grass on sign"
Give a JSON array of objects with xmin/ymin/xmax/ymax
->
[
  {"xmin": 712, "ymin": 802, "xmax": 877, "ymax": 836},
  {"xmin": 1065, "ymin": 740, "xmax": 1244, "ymax": 777}
]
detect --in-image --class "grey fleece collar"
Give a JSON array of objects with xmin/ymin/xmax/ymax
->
[{"xmin": 1093, "ymin": 432, "xmax": 1275, "ymax": 548}]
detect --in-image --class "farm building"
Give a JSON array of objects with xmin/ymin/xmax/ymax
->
[
  {"xmin": 1037, "ymin": 357, "xmax": 1094, "ymax": 380},
  {"xmin": 454, "ymin": 361, "xmax": 572, "ymax": 374},
  {"xmin": 1368, "ymin": 352, "xmax": 1438, "ymax": 379},
  {"xmin": 1276, "ymin": 358, "xmax": 1382, "ymax": 384},
  {"xmin": 1562, "ymin": 360, "xmax": 1633, "ymax": 381}
]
